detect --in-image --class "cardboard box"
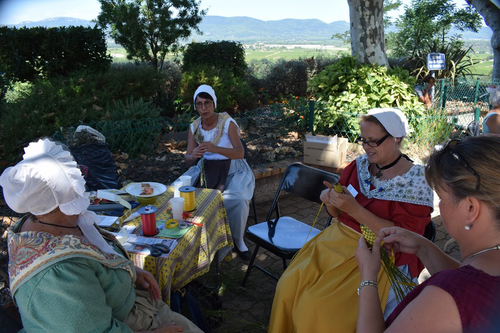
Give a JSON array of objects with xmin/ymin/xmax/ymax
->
[{"xmin": 303, "ymin": 134, "xmax": 347, "ymax": 168}]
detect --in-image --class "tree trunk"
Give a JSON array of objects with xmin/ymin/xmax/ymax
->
[
  {"xmin": 348, "ymin": 0, "xmax": 389, "ymax": 67},
  {"xmin": 467, "ymin": 0, "xmax": 500, "ymax": 79}
]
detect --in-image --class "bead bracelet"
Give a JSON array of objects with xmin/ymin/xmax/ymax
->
[{"xmin": 357, "ymin": 280, "xmax": 378, "ymax": 295}]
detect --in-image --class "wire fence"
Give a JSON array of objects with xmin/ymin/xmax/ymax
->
[{"xmin": 0, "ymin": 77, "xmax": 498, "ymax": 304}]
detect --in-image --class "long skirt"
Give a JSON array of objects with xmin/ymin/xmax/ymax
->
[
  {"xmin": 185, "ymin": 158, "xmax": 255, "ymax": 240},
  {"xmin": 268, "ymin": 222, "xmax": 391, "ymax": 333},
  {"xmin": 123, "ymin": 290, "xmax": 203, "ymax": 332}
]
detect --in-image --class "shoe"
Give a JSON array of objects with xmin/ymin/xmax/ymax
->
[{"xmin": 234, "ymin": 247, "xmax": 252, "ymax": 261}]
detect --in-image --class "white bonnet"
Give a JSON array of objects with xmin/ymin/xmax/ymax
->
[
  {"xmin": 0, "ymin": 139, "xmax": 89, "ymax": 216},
  {"xmin": 366, "ymin": 108, "xmax": 409, "ymax": 138},
  {"xmin": 193, "ymin": 85, "xmax": 217, "ymax": 110}
]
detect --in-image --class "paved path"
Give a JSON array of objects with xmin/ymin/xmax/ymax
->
[{"xmin": 200, "ymin": 194, "xmax": 459, "ymax": 333}]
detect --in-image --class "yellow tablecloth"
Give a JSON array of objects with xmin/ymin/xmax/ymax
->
[{"xmin": 125, "ymin": 186, "xmax": 233, "ymax": 300}]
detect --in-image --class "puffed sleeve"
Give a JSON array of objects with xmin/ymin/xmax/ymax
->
[{"xmin": 14, "ymin": 258, "xmax": 135, "ymax": 333}]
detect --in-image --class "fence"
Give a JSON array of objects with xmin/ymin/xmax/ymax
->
[{"xmin": 0, "ymin": 76, "xmax": 497, "ymax": 304}]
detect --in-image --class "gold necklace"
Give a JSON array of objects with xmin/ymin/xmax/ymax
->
[{"xmin": 463, "ymin": 245, "xmax": 500, "ymax": 261}]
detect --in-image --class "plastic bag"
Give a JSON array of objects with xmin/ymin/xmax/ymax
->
[{"xmin": 70, "ymin": 143, "xmax": 122, "ymax": 191}]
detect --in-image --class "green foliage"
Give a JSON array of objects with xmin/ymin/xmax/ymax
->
[
  {"xmin": 247, "ymin": 56, "xmax": 339, "ymax": 101},
  {"xmin": 182, "ymin": 41, "xmax": 247, "ymax": 78},
  {"xmin": 393, "ymin": 37, "xmax": 476, "ymax": 81},
  {"xmin": 0, "ymin": 26, "xmax": 111, "ymax": 84},
  {"xmin": 391, "ymin": 0, "xmax": 482, "ymax": 59},
  {"xmin": 1, "ymin": 66, "xmax": 164, "ymax": 154},
  {"xmin": 106, "ymin": 96, "xmax": 161, "ymax": 120},
  {"xmin": 308, "ymin": 56, "xmax": 427, "ymax": 138},
  {"xmin": 97, "ymin": 0, "xmax": 206, "ymax": 71},
  {"xmin": 179, "ymin": 65, "xmax": 257, "ymax": 114}
]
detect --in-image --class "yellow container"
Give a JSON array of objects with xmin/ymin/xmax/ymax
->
[{"xmin": 179, "ymin": 186, "xmax": 195, "ymax": 211}]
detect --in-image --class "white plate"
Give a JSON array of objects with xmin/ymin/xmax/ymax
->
[{"xmin": 125, "ymin": 182, "xmax": 167, "ymax": 198}]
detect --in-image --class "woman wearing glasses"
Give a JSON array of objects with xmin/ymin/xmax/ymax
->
[
  {"xmin": 269, "ymin": 108, "xmax": 434, "ymax": 332},
  {"xmin": 356, "ymin": 136, "xmax": 500, "ymax": 332},
  {"xmin": 185, "ymin": 85, "xmax": 255, "ymax": 260}
]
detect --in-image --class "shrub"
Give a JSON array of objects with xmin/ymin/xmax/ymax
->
[
  {"xmin": 308, "ymin": 55, "xmax": 428, "ymax": 139},
  {"xmin": 247, "ymin": 55, "xmax": 340, "ymax": 102},
  {"xmin": 0, "ymin": 26, "xmax": 111, "ymax": 83},
  {"xmin": 1, "ymin": 66, "xmax": 165, "ymax": 155},
  {"xmin": 182, "ymin": 41, "xmax": 247, "ymax": 78},
  {"xmin": 178, "ymin": 64, "xmax": 257, "ymax": 114}
]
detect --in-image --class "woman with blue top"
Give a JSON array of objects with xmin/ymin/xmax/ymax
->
[
  {"xmin": 483, "ymin": 85, "xmax": 500, "ymax": 134},
  {"xmin": 0, "ymin": 139, "xmax": 202, "ymax": 333},
  {"xmin": 184, "ymin": 85, "xmax": 255, "ymax": 260}
]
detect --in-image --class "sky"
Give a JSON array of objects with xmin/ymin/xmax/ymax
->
[{"xmin": 0, "ymin": 0, "xmax": 473, "ymax": 26}]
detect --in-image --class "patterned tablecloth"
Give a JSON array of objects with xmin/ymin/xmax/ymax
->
[{"xmin": 125, "ymin": 186, "xmax": 233, "ymax": 300}]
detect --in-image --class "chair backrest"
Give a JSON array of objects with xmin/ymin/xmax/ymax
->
[
  {"xmin": 240, "ymin": 138, "xmax": 249, "ymax": 159},
  {"xmin": 266, "ymin": 163, "xmax": 339, "ymax": 222}
]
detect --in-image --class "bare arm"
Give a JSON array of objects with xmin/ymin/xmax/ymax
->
[
  {"xmin": 356, "ymin": 232, "xmax": 462, "ymax": 333},
  {"xmin": 185, "ymin": 127, "xmax": 203, "ymax": 166},
  {"xmin": 486, "ymin": 113, "xmax": 500, "ymax": 135}
]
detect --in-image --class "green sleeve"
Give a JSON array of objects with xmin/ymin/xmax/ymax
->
[{"xmin": 15, "ymin": 258, "xmax": 135, "ymax": 333}]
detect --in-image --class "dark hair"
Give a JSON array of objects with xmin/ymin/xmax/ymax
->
[
  {"xmin": 423, "ymin": 75, "xmax": 435, "ymax": 83},
  {"xmin": 425, "ymin": 136, "xmax": 500, "ymax": 222},
  {"xmin": 195, "ymin": 92, "xmax": 213, "ymax": 101}
]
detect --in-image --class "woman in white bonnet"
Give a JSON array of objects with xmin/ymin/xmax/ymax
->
[
  {"xmin": 0, "ymin": 138, "xmax": 202, "ymax": 333},
  {"xmin": 269, "ymin": 108, "xmax": 434, "ymax": 332},
  {"xmin": 185, "ymin": 84, "xmax": 255, "ymax": 260}
]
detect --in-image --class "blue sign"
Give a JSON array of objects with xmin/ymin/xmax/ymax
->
[{"xmin": 427, "ymin": 53, "xmax": 446, "ymax": 70}]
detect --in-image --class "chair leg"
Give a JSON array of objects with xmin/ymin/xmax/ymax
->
[
  {"xmin": 251, "ymin": 196, "xmax": 258, "ymax": 224},
  {"xmin": 241, "ymin": 244, "xmax": 260, "ymax": 287},
  {"xmin": 282, "ymin": 258, "xmax": 288, "ymax": 271}
]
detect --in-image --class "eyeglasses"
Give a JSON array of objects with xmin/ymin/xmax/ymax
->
[
  {"xmin": 195, "ymin": 100, "xmax": 213, "ymax": 109},
  {"xmin": 356, "ymin": 133, "xmax": 391, "ymax": 147},
  {"xmin": 444, "ymin": 139, "xmax": 480, "ymax": 191}
]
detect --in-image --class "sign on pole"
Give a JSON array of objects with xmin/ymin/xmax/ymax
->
[{"xmin": 427, "ymin": 53, "xmax": 446, "ymax": 70}]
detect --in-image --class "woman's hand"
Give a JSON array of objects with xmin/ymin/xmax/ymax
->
[
  {"xmin": 197, "ymin": 141, "xmax": 218, "ymax": 154},
  {"xmin": 190, "ymin": 145, "xmax": 205, "ymax": 160},
  {"xmin": 321, "ymin": 182, "xmax": 359, "ymax": 216},
  {"xmin": 135, "ymin": 267, "xmax": 161, "ymax": 302},
  {"xmin": 378, "ymin": 226, "xmax": 425, "ymax": 257},
  {"xmin": 355, "ymin": 236, "xmax": 381, "ymax": 281}
]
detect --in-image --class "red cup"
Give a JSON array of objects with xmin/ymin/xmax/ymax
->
[{"xmin": 138, "ymin": 205, "xmax": 158, "ymax": 236}]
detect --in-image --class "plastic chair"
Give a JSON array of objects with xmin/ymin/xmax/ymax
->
[
  {"xmin": 241, "ymin": 163, "xmax": 339, "ymax": 286},
  {"xmin": 240, "ymin": 139, "xmax": 258, "ymax": 224}
]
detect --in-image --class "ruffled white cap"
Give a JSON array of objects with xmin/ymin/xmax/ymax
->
[
  {"xmin": 367, "ymin": 108, "xmax": 409, "ymax": 138},
  {"xmin": 0, "ymin": 139, "xmax": 117, "ymax": 254},
  {"xmin": 193, "ymin": 84, "xmax": 217, "ymax": 110}
]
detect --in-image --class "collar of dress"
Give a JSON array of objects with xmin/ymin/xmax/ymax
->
[
  {"xmin": 356, "ymin": 154, "xmax": 434, "ymax": 208},
  {"xmin": 8, "ymin": 216, "xmax": 134, "ymax": 296}
]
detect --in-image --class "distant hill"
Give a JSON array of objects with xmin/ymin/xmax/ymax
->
[{"xmin": 3, "ymin": 16, "xmax": 492, "ymax": 44}]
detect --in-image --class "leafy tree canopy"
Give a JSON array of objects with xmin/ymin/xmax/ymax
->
[
  {"xmin": 391, "ymin": 0, "xmax": 482, "ymax": 58},
  {"xmin": 97, "ymin": 0, "xmax": 206, "ymax": 71}
]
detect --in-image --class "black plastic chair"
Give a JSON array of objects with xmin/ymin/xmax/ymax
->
[
  {"xmin": 240, "ymin": 139, "xmax": 258, "ymax": 224},
  {"xmin": 241, "ymin": 163, "xmax": 339, "ymax": 286}
]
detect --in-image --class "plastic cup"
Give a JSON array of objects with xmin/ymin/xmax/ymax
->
[
  {"xmin": 173, "ymin": 180, "xmax": 183, "ymax": 197},
  {"xmin": 170, "ymin": 197, "xmax": 185, "ymax": 221},
  {"xmin": 179, "ymin": 175, "xmax": 192, "ymax": 187}
]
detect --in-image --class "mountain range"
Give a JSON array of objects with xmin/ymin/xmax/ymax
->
[{"xmin": 4, "ymin": 16, "xmax": 493, "ymax": 44}]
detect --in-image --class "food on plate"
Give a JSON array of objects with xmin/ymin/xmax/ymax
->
[{"xmin": 140, "ymin": 183, "xmax": 154, "ymax": 195}]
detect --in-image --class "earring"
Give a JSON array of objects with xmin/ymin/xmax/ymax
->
[
  {"xmin": 394, "ymin": 137, "xmax": 397, "ymax": 142},
  {"xmin": 465, "ymin": 221, "xmax": 473, "ymax": 230}
]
